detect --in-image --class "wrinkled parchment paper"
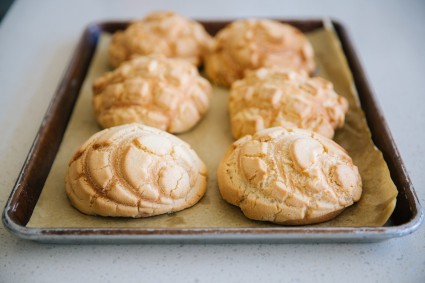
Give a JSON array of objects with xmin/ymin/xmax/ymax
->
[{"xmin": 27, "ymin": 23, "xmax": 398, "ymax": 229}]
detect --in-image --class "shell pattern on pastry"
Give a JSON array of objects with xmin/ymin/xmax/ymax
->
[
  {"xmin": 217, "ymin": 127, "xmax": 362, "ymax": 225},
  {"xmin": 204, "ymin": 19, "xmax": 315, "ymax": 87},
  {"xmin": 93, "ymin": 55, "xmax": 212, "ymax": 133},
  {"xmin": 65, "ymin": 123, "xmax": 208, "ymax": 217},
  {"xmin": 229, "ymin": 68, "xmax": 348, "ymax": 139},
  {"xmin": 109, "ymin": 11, "xmax": 212, "ymax": 67}
]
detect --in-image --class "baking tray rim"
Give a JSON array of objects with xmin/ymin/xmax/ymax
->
[
  {"xmin": 2, "ymin": 18, "xmax": 423, "ymax": 244},
  {"xmin": 3, "ymin": 211, "xmax": 424, "ymax": 243}
]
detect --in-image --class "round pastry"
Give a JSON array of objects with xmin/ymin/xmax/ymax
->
[
  {"xmin": 93, "ymin": 55, "xmax": 212, "ymax": 133},
  {"xmin": 109, "ymin": 11, "xmax": 212, "ymax": 67},
  {"xmin": 217, "ymin": 127, "xmax": 362, "ymax": 225},
  {"xmin": 65, "ymin": 123, "xmax": 207, "ymax": 217},
  {"xmin": 204, "ymin": 19, "xmax": 315, "ymax": 87},
  {"xmin": 229, "ymin": 68, "xmax": 348, "ymax": 139}
]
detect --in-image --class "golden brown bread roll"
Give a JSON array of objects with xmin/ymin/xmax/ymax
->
[
  {"xmin": 93, "ymin": 55, "xmax": 212, "ymax": 133},
  {"xmin": 65, "ymin": 123, "xmax": 207, "ymax": 217},
  {"xmin": 217, "ymin": 127, "xmax": 362, "ymax": 225},
  {"xmin": 204, "ymin": 19, "xmax": 315, "ymax": 87},
  {"xmin": 229, "ymin": 68, "xmax": 348, "ymax": 139},
  {"xmin": 109, "ymin": 11, "xmax": 212, "ymax": 67}
]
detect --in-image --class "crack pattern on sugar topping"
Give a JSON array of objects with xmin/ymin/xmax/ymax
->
[
  {"xmin": 65, "ymin": 123, "xmax": 208, "ymax": 218},
  {"xmin": 204, "ymin": 19, "xmax": 315, "ymax": 87},
  {"xmin": 93, "ymin": 55, "xmax": 212, "ymax": 133},
  {"xmin": 217, "ymin": 127, "xmax": 362, "ymax": 225},
  {"xmin": 228, "ymin": 68, "xmax": 349, "ymax": 139},
  {"xmin": 108, "ymin": 11, "xmax": 213, "ymax": 67}
]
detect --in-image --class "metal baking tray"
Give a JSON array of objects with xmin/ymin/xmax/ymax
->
[{"xmin": 2, "ymin": 19, "xmax": 423, "ymax": 244}]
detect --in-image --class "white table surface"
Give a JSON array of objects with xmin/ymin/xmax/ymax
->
[{"xmin": 1, "ymin": 0, "xmax": 424, "ymax": 282}]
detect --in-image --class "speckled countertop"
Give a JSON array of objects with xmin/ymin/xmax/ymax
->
[{"xmin": 0, "ymin": 0, "xmax": 424, "ymax": 282}]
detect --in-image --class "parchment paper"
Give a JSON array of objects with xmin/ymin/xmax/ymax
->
[{"xmin": 27, "ymin": 24, "xmax": 398, "ymax": 228}]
